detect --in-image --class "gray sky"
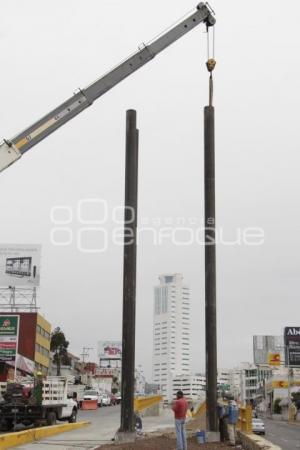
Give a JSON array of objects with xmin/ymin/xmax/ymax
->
[{"xmin": 1, "ymin": 0, "xmax": 300, "ymax": 378}]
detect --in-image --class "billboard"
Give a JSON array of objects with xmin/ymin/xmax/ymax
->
[
  {"xmin": 95, "ymin": 368, "xmax": 118, "ymax": 377},
  {"xmin": 0, "ymin": 245, "xmax": 41, "ymax": 287},
  {"xmin": 0, "ymin": 315, "xmax": 19, "ymax": 362},
  {"xmin": 268, "ymin": 352, "xmax": 281, "ymax": 366},
  {"xmin": 284, "ymin": 327, "xmax": 300, "ymax": 368},
  {"xmin": 98, "ymin": 341, "xmax": 122, "ymax": 360},
  {"xmin": 253, "ymin": 335, "xmax": 284, "ymax": 365}
]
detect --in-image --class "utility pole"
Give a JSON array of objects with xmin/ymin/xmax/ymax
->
[
  {"xmin": 204, "ymin": 59, "xmax": 218, "ymax": 432},
  {"xmin": 81, "ymin": 347, "xmax": 93, "ymax": 364},
  {"xmin": 120, "ymin": 110, "xmax": 139, "ymax": 435}
]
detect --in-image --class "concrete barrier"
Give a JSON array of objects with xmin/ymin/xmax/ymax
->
[
  {"xmin": 238, "ymin": 431, "xmax": 281, "ymax": 450},
  {"xmin": 134, "ymin": 395, "xmax": 163, "ymax": 417},
  {"xmin": 81, "ymin": 399, "xmax": 98, "ymax": 410},
  {"xmin": 0, "ymin": 421, "xmax": 90, "ymax": 449}
]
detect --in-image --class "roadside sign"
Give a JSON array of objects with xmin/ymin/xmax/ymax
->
[
  {"xmin": 272, "ymin": 380, "xmax": 288, "ymax": 388},
  {"xmin": 284, "ymin": 327, "xmax": 300, "ymax": 368},
  {"xmin": 0, "ymin": 316, "xmax": 19, "ymax": 362},
  {"xmin": 268, "ymin": 352, "xmax": 281, "ymax": 366}
]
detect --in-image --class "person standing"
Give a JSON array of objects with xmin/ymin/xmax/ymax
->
[
  {"xmin": 172, "ymin": 390, "xmax": 188, "ymax": 450},
  {"xmin": 227, "ymin": 399, "xmax": 239, "ymax": 446},
  {"xmin": 217, "ymin": 401, "xmax": 228, "ymax": 442}
]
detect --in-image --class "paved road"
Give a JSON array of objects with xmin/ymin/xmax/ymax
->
[
  {"xmin": 263, "ymin": 418, "xmax": 300, "ymax": 450},
  {"xmin": 17, "ymin": 405, "xmax": 174, "ymax": 450}
]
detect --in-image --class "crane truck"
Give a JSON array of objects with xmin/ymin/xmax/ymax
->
[{"xmin": 0, "ymin": 3, "xmax": 215, "ymax": 173}]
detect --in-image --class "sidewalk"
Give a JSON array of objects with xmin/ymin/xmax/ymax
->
[{"xmin": 16, "ymin": 407, "xmax": 176, "ymax": 450}]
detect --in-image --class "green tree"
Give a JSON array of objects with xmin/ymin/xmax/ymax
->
[
  {"xmin": 273, "ymin": 398, "xmax": 282, "ymax": 414},
  {"xmin": 50, "ymin": 327, "xmax": 69, "ymax": 376},
  {"xmin": 111, "ymin": 376, "xmax": 120, "ymax": 394}
]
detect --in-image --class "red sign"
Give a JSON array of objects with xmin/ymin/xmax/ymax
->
[
  {"xmin": 95, "ymin": 368, "xmax": 116, "ymax": 377},
  {"xmin": 0, "ymin": 342, "xmax": 17, "ymax": 349}
]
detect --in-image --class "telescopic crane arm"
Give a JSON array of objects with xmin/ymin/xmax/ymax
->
[{"xmin": 0, "ymin": 3, "xmax": 215, "ymax": 173}]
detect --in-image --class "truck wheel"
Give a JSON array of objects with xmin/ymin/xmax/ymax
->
[
  {"xmin": 46, "ymin": 411, "xmax": 56, "ymax": 426},
  {"xmin": 69, "ymin": 408, "xmax": 77, "ymax": 423},
  {"xmin": 1, "ymin": 419, "xmax": 13, "ymax": 431}
]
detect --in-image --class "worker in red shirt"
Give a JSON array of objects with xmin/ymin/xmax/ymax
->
[{"xmin": 172, "ymin": 390, "xmax": 188, "ymax": 450}]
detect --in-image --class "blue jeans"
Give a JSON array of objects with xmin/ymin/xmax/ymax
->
[{"xmin": 175, "ymin": 418, "xmax": 187, "ymax": 450}]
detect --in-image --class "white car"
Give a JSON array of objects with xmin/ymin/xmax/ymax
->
[
  {"xmin": 83, "ymin": 390, "xmax": 101, "ymax": 406},
  {"xmin": 252, "ymin": 418, "xmax": 265, "ymax": 435},
  {"xmin": 101, "ymin": 393, "xmax": 111, "ymax": 406}
]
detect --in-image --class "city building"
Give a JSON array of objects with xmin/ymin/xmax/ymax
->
[
  {"xmin": 239, "ymin": 362, "xmax": 272, "ymax": 404},
  {"xmin": 135, "ymin": 365, "xmax": 146, "ymax": 395},
  {"xmin": 97, "ymin": 340, "xmax": 122, "ymax": 389},
  {"xmin": 49, "ymin": 351, "xmax": 82, "ymax": 378},
  {"xmin": 217, "ymin": 368, "xmax": 231, "ymax": 392},
  {"xmin": 0, "ymin": 312, "xmax": 51, "ymax": 381},
  {"xmin": 145, "ymin": 382, "xmax": 160, "ymax": 395},
  {"xmin": 228, "ymin": 367, "xmax": 242, "ymax": 400},
  {"xmin": 265, "ymin": 367, "xmax": 300, "ymax": 409},
  {"xmin": 152, "ymin": 273, "xmax": 191, "ymax": 401},
  {"xmin": 172, "ymin": 373, "xmax": 206, "ymax": 401}
]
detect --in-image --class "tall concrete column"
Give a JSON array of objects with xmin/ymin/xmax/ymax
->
[
  {"xmin": 120, "ymin": 110, "xmax": 139, "ymax": 434},
  {"xmin": 204, "ymin": 105, "xmax": 218, "ymax": 432}
]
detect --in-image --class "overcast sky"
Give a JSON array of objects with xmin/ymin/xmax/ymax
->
[{"xmin": 1, "ymin": 0, "xmax": 300, "ymax": 379}]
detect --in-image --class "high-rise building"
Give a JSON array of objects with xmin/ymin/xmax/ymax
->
[{"xmin": 152, "ymin": 273, "xmax": 190, "ymax": 401}]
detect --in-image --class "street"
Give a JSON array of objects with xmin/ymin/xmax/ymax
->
[
  {"xmin": 16, "ymin": 405, "xmax": 175, "ymax": 450},
  {"xmin": 262, "ymin": 418, "xmax": 300, "ymax": 450}
]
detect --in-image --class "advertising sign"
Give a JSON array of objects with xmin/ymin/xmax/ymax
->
[
  {"xmin": 268, "ymin": 352, "xmax": 281, "ymax": 366},
  {"xmin": 253, "ymin": 335, "xmax": 284, "ymax": 365},
  {"xmin": 0, "ymin": 245, "xmax": 41, "ymax": 287},
  {"xmin": 95, "ymin": 368, "xmax": 117, "ymax": 377},
  {"xmin": 284, "ymin": 327, "xmax": 300, "ymax": 368},
  {"xmin": 272, "ymin": 380, "xmax": 288, "ymax": 389},
  {"xmin": 98, "ymin": 341, "xmax": 122, "ymax": 360},
  {"xmin": 0, "ymin": 316, "xmax": 19, "ymax": 362},
  {"xmin": 6, "ymin": 354, "xmax": 35, "ymax": 375}
]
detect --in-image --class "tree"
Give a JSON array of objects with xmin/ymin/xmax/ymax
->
[
  {"xmin": 273, "ymin": 398, "xmax": 282, "ymax": 414},
  {"xmin": 50, "ymin": 327, "xmax": 69, "ymax": 376},
  {"xmin": 292, "ymin": 391, "xmax": 300, "ymax": 409},
  {"xmin": 111, "ymin": 376, "xmax": 120, "ymax": 394}
]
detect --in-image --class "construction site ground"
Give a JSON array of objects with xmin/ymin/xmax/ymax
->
[
  {"xmin": 98, "ymin": 415, "xmax": 241, "ymax": 450},
  {"xmin": 99, "ymin": 436, "xmax": 239, "ymax": 450}
]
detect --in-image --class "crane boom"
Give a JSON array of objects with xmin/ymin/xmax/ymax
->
[{"xmin": 0, "ymin": 3, "xmax": 215, "ymax": 173}]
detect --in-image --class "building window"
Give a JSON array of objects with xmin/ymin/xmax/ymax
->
[{"xmin": 36, "ymin": 325, "xmax": 50, "ymax": 341}]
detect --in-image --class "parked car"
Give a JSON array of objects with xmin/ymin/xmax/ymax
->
[
  {"xmin": 83, "ymin": 390, "xmax": 101, "ymax": 407},
  {"xmin": 110, "ymin": 394, "xmax": 117, "ymax": 406},
  {"xmin": 115, "ymin": 393, "xmax": 122, "ymax": 404},
  {"xmin": 252, "ymin": 418, "xmax": 265, "ymax": 435},
  {"xmin": 101, "ymin": 393, "xmax": 111, "ymax": 406}
]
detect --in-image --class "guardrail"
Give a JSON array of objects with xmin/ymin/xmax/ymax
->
[
  {"xmin": 237, "ymin": 405, "xmax": 252, "ymax": 433},
  {"xmin": 192, "ymin": 401, "xmax": 206, "ymax": 418},
  {"xmin": 190, "ymin": 401, "xmax": 252, "ymax": 433},
  {"xmin": 134, "ymin": 395, "xmax": 163, "ymax": 412}
]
